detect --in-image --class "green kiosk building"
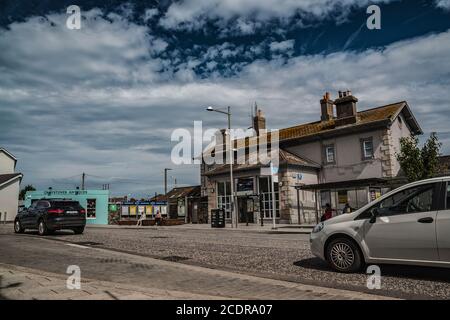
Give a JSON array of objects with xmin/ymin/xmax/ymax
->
[{"xmin": 24, "ymin": 189, "xmax": 109, "ymax": 225}]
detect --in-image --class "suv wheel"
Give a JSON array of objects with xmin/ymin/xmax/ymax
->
[
  {"xmin": 14, "ymin": 219, "xmax": 24, "ymax": 233},
  {"xmin": 72, "ymin": 226, "xmax": 85, "ymax": 235},
  {"xmin": 326, "ymin": 238, "xmax": 363, "ymax": 273},
  {"xmin": 38, "ymin": 220, "xmax": 48, "ymax": 236}
]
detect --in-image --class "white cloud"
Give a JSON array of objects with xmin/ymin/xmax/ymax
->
[
  {"xmin": 159, "ymin": 0, "xmax": 395, "ymax": 32},
  {"xmin": 143, "ymin": 8, "xmax": 159, "ymax": 22},
  {"xmin": 1, "ymin": 9, "xmax": 450, "ymax": 196},
  {"xmin": 435, "ymin": 0, "xmax": 450, "ymax": 10},
  {"xmin": 269, "ymin": 39, "xmax": 295, "ymax": 53}
]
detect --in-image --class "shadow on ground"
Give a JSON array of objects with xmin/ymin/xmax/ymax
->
[
  {"xmin": 0, "ymin": 275, "xmax": 23, "ymax": 300},
  {"xmin": 24, "ymin": 230, "xmax": 76, "ymax": 237},
  {"xmin": 294, "ymin": 257, "xmax": 450, "ymax": 283}
]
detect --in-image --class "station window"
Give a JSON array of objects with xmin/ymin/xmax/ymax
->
[
  {"xmin": 217, "ymin": 181, "xmax": 231, "ymax": 219},
  {"xmin": 323, "ymin": 144, "xmax": 335, "ymax": 164},
  {"xmin": 361, "ymin": 137, "xmax": 374, "ymax": 160},
  {"xmin": 86, "ymin": 198, "xmax": 96, "ymax": 219},
  {"xmin": 258, "ymin": 177, "xmax": 279, "ymax": 218}
]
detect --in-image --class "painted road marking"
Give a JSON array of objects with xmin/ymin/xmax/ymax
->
[{"xmin": 65, "ymin": 243, "xmax": 89, "ymax": 249}]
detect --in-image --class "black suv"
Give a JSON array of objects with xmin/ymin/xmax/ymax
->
[{"xmin": 14, "ymin": 199, "xmax": 86, "ymax": 235}]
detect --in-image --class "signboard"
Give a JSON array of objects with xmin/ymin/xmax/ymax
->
[
  {"xmin": 262, "ymin": 164, "xmax": 279, "ymax": 182},
  {"xmin": 270, "ymin": 163, "xmax": 278, "ymax": 175},
  {"xmin": 44, "ymin": 190, "xmax": 88, "ymax": 196},
  {"xmin": 211, "ymin": 209, "xmax": 225, "ymax": 228},
  {"xmin": 260, "ymin": 167, "xmax": 271, "ymax": 176},
  {"xmin": 122, "ymin": 201, "xmax": 167, "ymax": 206},
  {"xmin": 370, "ymin": 189, "xmax": 382, "ymax": 202},
  {"xmin": 338, "ymin": 190, "xmax": 348, "ymax": 204},
  {"xmin": 236, "ymin": 178, "xmax": 254, "ymax": 196}
]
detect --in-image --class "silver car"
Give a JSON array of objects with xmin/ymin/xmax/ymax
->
[{"xmin": 310, "ymin": 177, "xmax": 450, "ymax": 273}]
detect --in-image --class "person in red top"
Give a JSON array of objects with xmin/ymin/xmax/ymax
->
[{"xmin": 320, "ymin": 203, "xmax": 333, "ymax": 222}]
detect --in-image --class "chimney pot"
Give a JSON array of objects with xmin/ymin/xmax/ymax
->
[
  {"xmin": 334, "ymin": 90, "xmax": 358, "ymax": 125},
  {"xmin": 320, "ymin": 92, "xmax": 334, "ymax": 121},
  {"xmin": 253, "ymin": 108, "xmax": 266, "ymax": 135}
]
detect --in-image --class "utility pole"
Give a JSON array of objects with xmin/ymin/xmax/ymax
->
[
  {"xmin": 226, "ymin": 106, "xmax": 238, "ymax": 229},
  {"xmin": 206, "ymin": 105, "xmax": 237, "ymax": 228},
  {"xmin": 164, "ymin": 168, "xmax": 172, "ymax": 196},
  {"xmin": 81, "ymin": 172, "xmax": 85, "ymax": 190}
]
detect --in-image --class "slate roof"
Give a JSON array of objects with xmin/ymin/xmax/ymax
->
[
  {"xmin": 204, "ymin": 101, "xmax": 422, "ymax": 154},
  {"xmin": 202, "ymin": 149, "xmax": 320, "ymax": 177},
  {"xmin": 166, "ymin": 185, "xmax": 201, "ymax": 199},
  {"xmin": 279, "ymin": 101, "xmax": 419, "ymax": 142},
  {"xmin": 0, "ymin": 173, "xmax": 23, "ymax": 188}
]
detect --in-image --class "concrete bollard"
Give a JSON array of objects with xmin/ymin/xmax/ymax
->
[{"xmin": 3, "ymin": 212, "xmax": 6, "ymax": 224}]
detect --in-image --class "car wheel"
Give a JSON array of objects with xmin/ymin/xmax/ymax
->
[
  {"xmin": 38, "ymin": 220, "xmax": 48, "ymax": 236},
  {"xmin": 72, "ymin": 226, "xmax": 85, "ymax": 235},
  {"xmin": 326, "ymin": 238, "xmax": 363, "ymax": 273},
  {"xmin": 14, "ymin": 219, "xmax": 24, "ymax": 233}
]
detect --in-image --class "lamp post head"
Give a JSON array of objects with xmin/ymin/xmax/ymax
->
[{"xmin": 206, "ymin": 106, "xmax": 214, "ymax": 112}]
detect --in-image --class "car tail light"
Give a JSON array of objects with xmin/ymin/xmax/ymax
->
[
  {"xmin": 80, "ymin": 209, "xmax": 86, "ymax": 214},
  {"xmin": 48, "ymin": 209, "xmax": 64, "ymax": 216}
]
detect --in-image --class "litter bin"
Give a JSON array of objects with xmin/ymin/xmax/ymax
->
[{"xmin": 211, "ymin": 209, "xmax": 225, "ymax": 228}]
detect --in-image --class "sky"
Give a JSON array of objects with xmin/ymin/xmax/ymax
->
[{"xmin": 1, "ymin": 0, "xmax": 450, "ymax": 198}]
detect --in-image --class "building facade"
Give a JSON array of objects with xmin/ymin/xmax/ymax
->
[
  {"xmin": 0, "ymin": 148, "xmax": 23, "ymax": 222},
  {"xmin": 201, "ymin": 91, "xmax": 422, "ymax": 225},
  {"xmin": 25, "ymin": 189, "xmax": 110, "ymax": 225},
  {"xmin": 166, "ymin": 185, "xmax": 208, "ymax": 223}
]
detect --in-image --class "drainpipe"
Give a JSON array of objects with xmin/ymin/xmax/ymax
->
[
  {"xmin": 296, "ymin": 187, "xmax": 301, "ymax": 225},
  {"xmin": 185, "ymin": 195, "xmax": 188, "ymax": 224}
]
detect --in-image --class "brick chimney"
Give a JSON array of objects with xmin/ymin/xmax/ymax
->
[
  {"xmin": 334, "ymin": 90, "xmax": 358, "ymax": 125},
  {"xmin": 320, "ymin": 92, "xmax": 334, "ymax": 121},
  {"xmin": 253, "ymin": 108, "xmax": 266, "ymax": 135}
]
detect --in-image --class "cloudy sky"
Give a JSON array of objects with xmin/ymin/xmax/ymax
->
[{"xmin": 1, "ymin": 0, "xmax": 450, "ymax": 197}]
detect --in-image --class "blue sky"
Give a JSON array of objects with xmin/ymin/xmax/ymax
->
[{"xmin": 1, "ymin": 0, "xmax": 450, "ymax": 197}]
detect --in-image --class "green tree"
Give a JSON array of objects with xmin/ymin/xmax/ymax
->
[
  {"xmin": 19, "ymin": 184, "xmax": 36, "ymax": 200},
  {"xmin": 396, "ymin": 132, "xmax": 442, "ymax": 182}
]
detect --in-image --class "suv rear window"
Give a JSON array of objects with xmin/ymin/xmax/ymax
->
[{"xmin": 51, "ymin": 201, "xmax": 81, "ymax": 208}]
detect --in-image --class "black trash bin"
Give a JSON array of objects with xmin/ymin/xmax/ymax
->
[{"xmin": 211, "ymin": 209, "xmax": 225, "ymax": 228}]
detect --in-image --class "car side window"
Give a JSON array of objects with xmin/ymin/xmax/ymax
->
[
  {"xmin": 357, "ymin": 183, "xmax": 436, "ymax": 219},
  {"xmin": 375, "ymin": 184, "xmax": 435, "ymax": 216}
]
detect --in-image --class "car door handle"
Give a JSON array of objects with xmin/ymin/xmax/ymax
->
[{"xmin": 417, "ymin": 217, "xmax": 434, "ymax": 223}]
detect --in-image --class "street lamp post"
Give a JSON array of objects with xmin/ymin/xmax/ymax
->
[
  {"xmin": 206, "ymin": 106, "xmax": 238, "ymax": 228},
  {"xmin": 164, "ymin": 168, "xmax": 172, "ymax": 196}
]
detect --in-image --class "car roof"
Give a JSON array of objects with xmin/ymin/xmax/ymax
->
[{"xmin": 405, "ymin": 176, "xmax": 450, "ymax": 186}]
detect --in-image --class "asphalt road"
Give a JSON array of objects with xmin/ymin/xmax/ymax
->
[
  {"xmin": 0, "ymin": 225, "xmax": 386, "ymax": 300},
  {"xmin": 2, "ymin": 224, "xmax": 450, "ymax": 299}
]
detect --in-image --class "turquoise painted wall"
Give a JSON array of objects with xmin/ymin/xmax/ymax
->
[{"xmin": 24, "ymin": 189, "xmax": 109, "ymax": 225}]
